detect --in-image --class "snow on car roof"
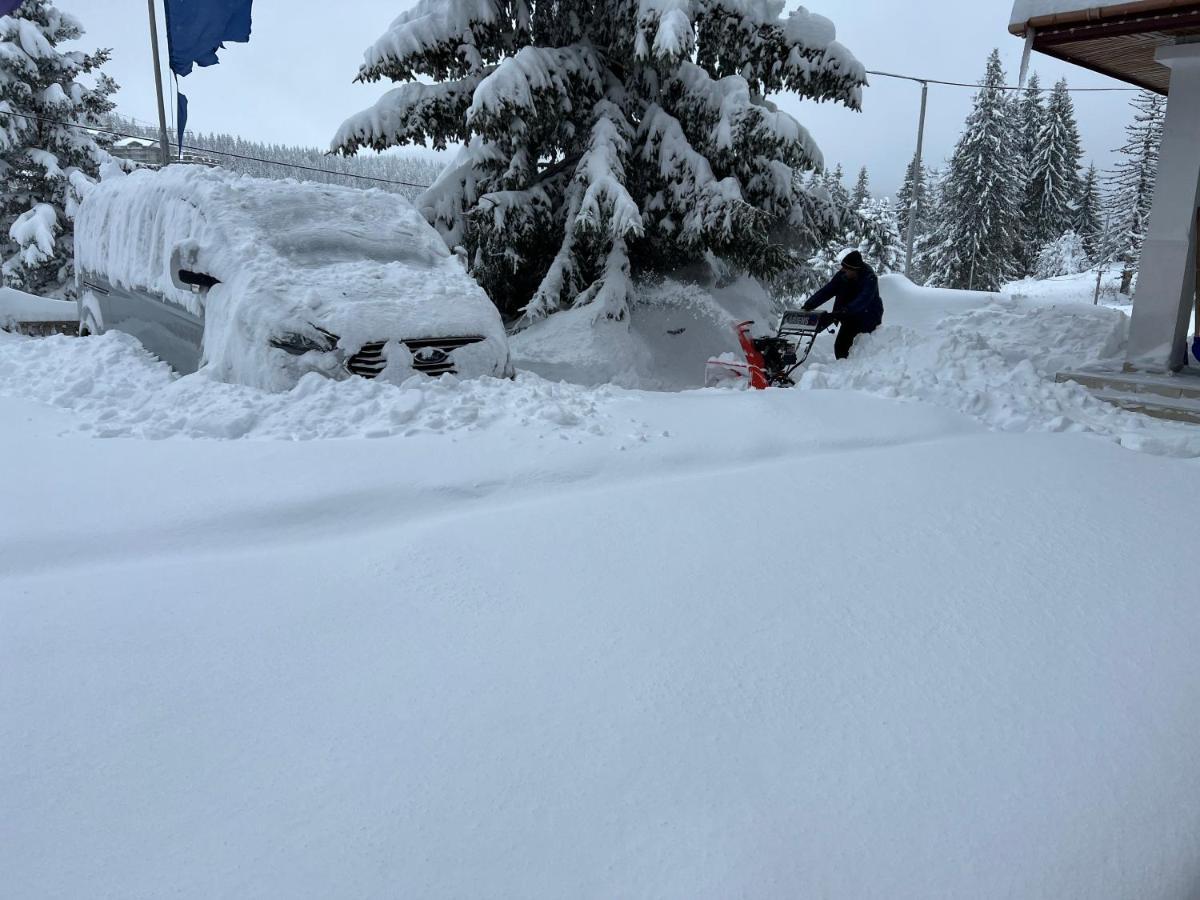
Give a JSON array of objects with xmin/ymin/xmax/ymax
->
[{"xmin": 75, "ymin": 165, "xmax": 506, "ymax": 354}]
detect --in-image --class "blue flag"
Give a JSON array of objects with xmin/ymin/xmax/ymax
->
[
  {"xmin": 164, "ymin": 0, "xmax": 253, "ymax": 77},
  {"xmin": 163, "ymin": 1, "xmax": 253, "ymax": 157},
  {"xmin": 0, "ymin": 1, "xmax": 26, "ymax": 15}
]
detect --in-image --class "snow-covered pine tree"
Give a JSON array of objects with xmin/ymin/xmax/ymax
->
[
  {"xmin": 1106, "ymin": 90, "xmax": 1165, "ymax": 291},
  {"xmin": 1014, "ymin": 72, "xmax": 1044, "ymax": 272},
  {"xmin": 1034, "ymin": 230, "xmax": 1087, "ymax": 279},
  {"xmin": 923, "ymin": 51, "xmax": 1022, "ymax": 292},
  {"xmin": 856, "ymin": 197, "xmax": 903, "ymax": 273},
  {"xmin": 1075, "ymin": 163, "xmax": 1102, "ymax": 261},
  {"xmin": 0, "ymin": 0, "xmax": 116, "ymax": 296},
  {"xmin": 895, "ymin": 152, "xmax": 926, "ymax": 243},
  {"xmin": 333, "ymin": 1, "xmax": 866, "ymax": 322},
  {"xmin": 1024, "ymin": 77, "xmax": 1083, "ymax": 257},
  {"xmin": 822, "ymin": 162, "xmax": 851, "ymax": 215},
  {"xmin": 850, "ymin": 165, "xmax": 870, "ymax": 210},
  {"xmin": 909, "ymin": 166, "xmax": 944, "ymax": 285}
]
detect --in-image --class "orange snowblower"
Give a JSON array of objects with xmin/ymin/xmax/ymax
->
[{"xmin": 704, "ymin": 310, "xmax": 828, "ymax": 389}]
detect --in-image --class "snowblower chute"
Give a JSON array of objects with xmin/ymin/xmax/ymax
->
[{"xmin": 705, "ymin": 310, "xmax": 826, "ymax": 389}]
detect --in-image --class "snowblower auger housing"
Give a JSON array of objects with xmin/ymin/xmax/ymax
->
[{"xmin": 705, "ymin": 310, "xmax": 826, "ymax": 389}]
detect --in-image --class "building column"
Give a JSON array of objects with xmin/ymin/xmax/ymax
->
[{"xmin": 1126, "ymin": 43, "xmax": 1200, "ymax": 372}]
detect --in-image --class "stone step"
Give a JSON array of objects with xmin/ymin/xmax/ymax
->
[
  {"xmin": 1057, "ymin": 368, "xmax": 1200, "ymax": 425},
  {"xmin": 1091, "ymin": 390, "xmax": 1200, "ymax": 425},
  {"xmin": 1056, "ymin": 367, "xmax": 1200, "ymax": 402}
]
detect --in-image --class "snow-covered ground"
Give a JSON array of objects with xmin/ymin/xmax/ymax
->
[{"xmin": 4, "ymin": 284, "xmax": 1200, "ymax": 898}]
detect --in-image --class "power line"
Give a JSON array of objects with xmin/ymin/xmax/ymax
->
[
  {"xmin": 866, "ymin": 68, "xmax": 1141, "ymax": 93},
  {"xmin": 0, "ymin": 108, "xmax": 434, "ymax": 190}
]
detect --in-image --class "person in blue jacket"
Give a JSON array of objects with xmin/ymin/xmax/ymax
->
[{"xmin": 802, "ymin": 250, "xmax": 885, "ymax": 359}]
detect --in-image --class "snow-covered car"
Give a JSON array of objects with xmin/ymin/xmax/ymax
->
[{"xmin": 73, "ymin": 166, "xmax": 513, "ymax": 390}]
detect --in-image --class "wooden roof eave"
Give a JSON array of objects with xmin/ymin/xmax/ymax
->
[{"xmin": 1010, "ymin": 0, "xmax": 1200, "ymax": 35}]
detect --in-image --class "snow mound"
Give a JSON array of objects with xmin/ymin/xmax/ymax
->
[
  {"xmin": 0, "ymin": 331, "xmax": 625, "ymax": 441},
  {"xmin": 512, "ymin": 275, "xmax": 772, "ymax": 390},
  {"xmin": 798, "ymin": 300, "xmax": 1200, "ymax": 457},
  {"xmin": 0, "ymin": 287, "xmax": 75, "ymax": 325}
]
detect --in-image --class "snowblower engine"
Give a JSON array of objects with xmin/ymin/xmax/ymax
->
[{"xmin": 705, "ymin": 310, "xmax": 827, "ymax": 389}]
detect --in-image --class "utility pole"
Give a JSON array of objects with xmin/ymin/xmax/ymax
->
[
  {"xmin": 903, "ymin": 80, "xmax": 929, "ymax": 280},
  {"xmin": 147, "ymin": 0, "xmax": 171, "ymax": 167}
]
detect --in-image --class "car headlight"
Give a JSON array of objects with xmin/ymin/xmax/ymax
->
[{"xmin": 269, "ymin": 326, "xmax": 338, "ymax": 356}]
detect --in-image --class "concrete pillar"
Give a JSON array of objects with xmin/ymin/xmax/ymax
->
[{"xmin": 1126, "ymin": 43, "xmax": 1200, "ymax": 372}]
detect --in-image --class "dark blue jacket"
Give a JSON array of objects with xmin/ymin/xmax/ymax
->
[{"xmin": 803, "ymin": 265, "xmax": 884, "ymax": 330}]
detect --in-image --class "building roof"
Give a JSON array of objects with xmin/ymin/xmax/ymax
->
[{"xmin": 1010, "ymin": 0, "xmax": 1200, "ymax": 93}]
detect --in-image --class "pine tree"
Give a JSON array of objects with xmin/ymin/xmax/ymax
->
[
  {"xmin": 850, "ymin": 165, "xmax": 870, "ymax": 210},
  {"xmin": 1015, "ymin": 72, "xmax": 1045, "ymax": 272},
  {"xmin": 332, "ymin": 1, "xmax": 866, "ymax": 322},
  {"xmin": 924, "ymin": 51, "xmax": 1022, "ymax": 292},
  {"xmin": 856, "ymin": 197, "xmax": 904, "ymax": 273},
  {"xmin": 910, "ymin": 167, "xmax": 944, "ymax": 285},
  {"xmin": 895, "ymin": 153, "xmax": 927, "ymax": 244},
  {"xmin": 823, "ymin": 163, "xmax": 851, "ymax": 215},
  {"xmin": 1024, "ymin": 78, "xmax": 1083, "ymax": 257},
  {"xmin": 1075, "ymin": 163, "xmax": 1102, "ymax": 260},
  {"xmin": 0, "ymin": 1, "xmax": 116, "ymax": 296},
  {"xmin": 1106, "ymin": 90, "xmax": 1166, "ymax": 290}
]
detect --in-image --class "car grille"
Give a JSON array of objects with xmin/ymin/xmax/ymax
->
[{"xmin": 346, "ymin": 336, "xmax": 484, "ymax": 380}]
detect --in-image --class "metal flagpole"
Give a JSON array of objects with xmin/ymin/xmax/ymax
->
[
  {"xmin": 147, "ymin": 0, "xmax": 171, "ymax": 167},
  {"xmin": 903, "ymin": 81, "xmax": 929, "ymax": 280}
]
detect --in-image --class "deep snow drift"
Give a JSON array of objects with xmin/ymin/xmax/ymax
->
[{"xmin": 5, "ymin": 283, "xmax": 1200, "ymax": 899}]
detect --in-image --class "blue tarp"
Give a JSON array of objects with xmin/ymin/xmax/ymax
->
[
  {"xmin": 164, "ymin": 0, "xmax": 253, "ymax": 77},
  {"xmin": 0, "ymin": 1, "xmax": 26, "ymax": 16}
]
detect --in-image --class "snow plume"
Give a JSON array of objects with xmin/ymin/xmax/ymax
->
[{"xmin": 333, "ymin": 0, "xmax": 865, "ymax": 322}]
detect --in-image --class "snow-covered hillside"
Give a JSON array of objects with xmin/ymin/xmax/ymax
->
[{"xmin": 4, "ymin": 290, "xmax": 1200, "ymax": 898}]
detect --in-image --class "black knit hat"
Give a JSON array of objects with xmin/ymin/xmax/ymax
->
[{"xmin": 841, "ymin": 250, "xmax": 865, "ymax": 270}]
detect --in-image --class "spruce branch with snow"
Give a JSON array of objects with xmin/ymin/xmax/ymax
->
[
  {"xmin": 0, "ymin": 0, "xmax": 115, "ymax": 296},
  {"xmin": 333, "ymin": 0, "xmax": 866, "ymax": 322}
]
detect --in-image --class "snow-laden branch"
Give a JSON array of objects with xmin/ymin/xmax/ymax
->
[
  {"xmin": 639, "ymin": 103, "xmax": 746, "ymax": 245},
  {"xmin": 466, "ymin": 44, "xmax": 605, "ymax": 153},
  {"xmin": 333, "ymin": 76, "xmax": 481, "ymax": 155},
  {"xmin": 694, "ymin": 2, "xmax": 865, "ymax": 108},
  {"xmin": 358, "ymin": 0, "xmax": 531, "ymax": 83},
  {"xmin": 575, "ymin": 100, "xmax": 643, "ymax": 241},
  {"xmin": 635, "ymin": 0, "xmax": 695, "ymax": 63}
]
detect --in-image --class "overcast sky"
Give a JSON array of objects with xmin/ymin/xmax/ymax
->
[{"xmin": 73, "ymin": 1, "xmax": 1139, "ymax": 195}]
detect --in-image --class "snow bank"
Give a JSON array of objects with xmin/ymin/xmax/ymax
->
[
  {"xmin": 796, "ymin": 298, "xmax": 1200, "ymax": 456},
  {"xmin": 74, "ymin": 166, "xmax": 508, "ymax": 390},
  {"xmin": 512, "ymin": 275, "xmax": 773, "ymax": 390},
  {"xmin": 0, "ymin": 330, "xmax": 619, "ymax": 442},
  {"xmin": 0, "ymin": 287, "xmax": 75, "ymax": 326},
  {"xmin": 879, "ymin": 273, "xmax": 1007, "ymax": 332}
]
